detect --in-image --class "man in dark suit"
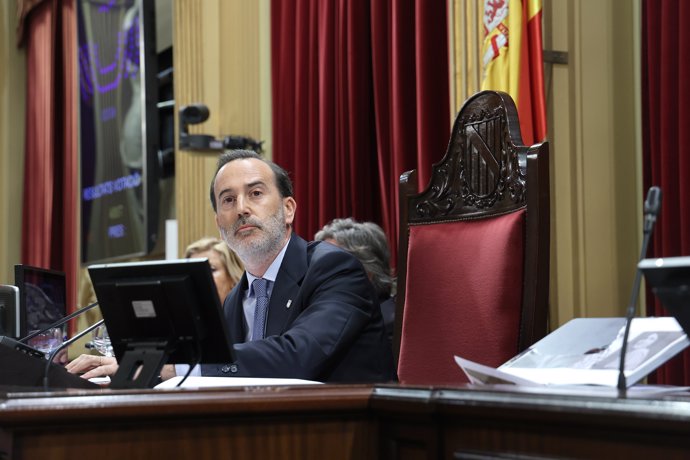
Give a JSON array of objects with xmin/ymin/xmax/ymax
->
[
  {"xmin": 200, "ymin": 150, "xmax": 394, "ymax": 382},
  {"xmin": 67, "ymin": 150, "xmax": 394, "ymax": 383}
]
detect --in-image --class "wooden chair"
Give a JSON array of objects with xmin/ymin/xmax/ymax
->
[{"xmin": 394, "ymin": 90, "xmax": 550, "ymax": 385}]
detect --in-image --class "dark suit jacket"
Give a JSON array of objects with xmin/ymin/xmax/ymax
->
[
  {"xmin": 203, "ymin": 234, "xmax": 396, "ymax": 383},
  {"xmin": 379, "ymin": 295, "xmax": 396, "ymax": 345}
]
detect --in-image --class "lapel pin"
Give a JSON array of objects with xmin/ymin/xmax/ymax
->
[{"xmin": 286, "ymin": 299, "xmax": 292, "ymax": 309}]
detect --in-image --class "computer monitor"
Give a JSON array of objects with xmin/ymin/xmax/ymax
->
[
  {"xmin": 639, "ymin": 257, "xmax": 690, "ymax": 336},
  {"xmin": 0, "ymin": 285, "xmax": 19, "ymax": 338},
  {"xmin": 88, "ymin": 258, "xmax": 234, "ymax": 388},
  {"xmin": 14, "ymin": 265, "xmax": 67, "ymax": 339}
]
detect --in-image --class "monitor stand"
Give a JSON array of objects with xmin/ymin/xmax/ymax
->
[{"xmin": 110, "ymin": 342, "xmax": 170, "ymax": 389}]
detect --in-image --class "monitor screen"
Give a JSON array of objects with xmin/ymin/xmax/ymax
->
[
  {"xmin": 639, "ymin": 257, "xmax": 690, "ymax": 336},
  {"xmin": 78, "ymin": 0, "xmax": 161, "ymax": 263},
  {"xmin": 0, "ymin": 285, "xmax": 19, "ymax": 338},
  {"xmin": 14, "ymin": 265, "xmax": 67, "ymax": 339},
  {"xmin": 88, "ymin": 258, "xmax": 234, "ymax": 387}
]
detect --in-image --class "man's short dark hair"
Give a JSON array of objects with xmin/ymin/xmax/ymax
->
[{"xmin": 209, "ymin": 150, "xmax": 294, "ymax": 212}]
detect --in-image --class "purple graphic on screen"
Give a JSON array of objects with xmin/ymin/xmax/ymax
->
[
  {"xmin": 98, "ymin": 0, "xmax": 116, "ymax": 14},
  {"xmin": 78, "ymin": 10, "xmax": 140, "ymax": 102},
  {"xmin": 78, "ymin": 32, "xmax": 125, "ymax": 97}
]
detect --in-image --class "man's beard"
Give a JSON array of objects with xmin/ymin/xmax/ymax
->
[{"xmin": 220, "ymin": 206, "xmax": 287, "ymax": 264}]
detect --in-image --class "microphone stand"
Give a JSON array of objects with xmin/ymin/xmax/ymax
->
[
  {"xmin": 21, "ymin": 301, "xmax": 99, "ymax": 343},
  {"xmin": 43, "ymin": 319, "xmax": 104, "ymax": 390},
  {"xmin": 0, "ymin": 301, "xmax": 100, "ymax": 362},
  {"xmin": 617, "ymin": 187, "xmax": 661, "ymax": 396}
]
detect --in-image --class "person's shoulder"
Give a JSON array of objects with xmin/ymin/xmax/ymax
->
[
  {"xmin": 289, "ymin": 234, "xmax": 358, "ymax": 271},
  {"xmin": 307, "ymin": 238, "xmax": 337, "ymax": 252},
  {"xmin": 307, "ymin": 239, "xmax": 346, "ymax": 256},
  {"xmin": 306, "ymin": 239, "xmax": 357, "ymax": 266}
]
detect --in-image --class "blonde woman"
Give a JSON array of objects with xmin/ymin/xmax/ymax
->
[{"xmin": 185, "ymin": 237, "xmax": 244, "ymax": 302}]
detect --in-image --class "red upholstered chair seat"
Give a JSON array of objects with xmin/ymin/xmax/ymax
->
[{"xmin": 398, "ymin": 211, "xmax": 525, "ymax": 385}]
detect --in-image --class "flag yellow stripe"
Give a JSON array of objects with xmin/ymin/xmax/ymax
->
[
  {"xmin": 526, "ymin": 0, "xmax": 541, "ymax": 20},
  {"xmin": 480, "ymin": 0, "xmax": 523, "ymax": 106}
]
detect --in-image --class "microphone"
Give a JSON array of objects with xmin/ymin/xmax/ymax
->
[
  {"xmin": 0, "ymin": 335, "xmax": 45, "ymax": 359},
  {"xmin": 0, "ymin": 300, "xmax": 100, "ymax": 362},
  {"xmin": 20, "ymin": 301, "xmax": 99, "ymax": 343},
  {"xmin": 43, "ymin": 319, "xmax": 104, "ymax": 390},
  {"xmin": 617, "ymin": 186, "xmax": 662, "ymax": 395}
]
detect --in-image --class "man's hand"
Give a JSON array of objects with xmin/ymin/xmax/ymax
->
[{"xmin": 65, "ymin": 354, "xmax": 118, "ymax": 379}]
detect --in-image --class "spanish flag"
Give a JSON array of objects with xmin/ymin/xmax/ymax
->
[{"xmin": 481, "ymin": 0, "xmax": 547, "ymax": 146}]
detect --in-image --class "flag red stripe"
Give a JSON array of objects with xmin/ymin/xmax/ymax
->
[
  {"xmin": 518, "ymin": 0, "xmax": 534, "ymax": 145},
  {"xmin": 518, "ymin": 1, "xmax": 547, "ymax": 145},
  {"xmin": 526, "ymin": 9, "xmax": 547, "ymax": 142}
]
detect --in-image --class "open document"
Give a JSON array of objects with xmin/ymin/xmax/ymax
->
[{"xmin": 455, "ymin": 317, "xmax": 690, "ymax": 387}]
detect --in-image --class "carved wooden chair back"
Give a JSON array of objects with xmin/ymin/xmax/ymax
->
[{"xmin": 394, "ymin": 90, "xmax": 550, "ymax": 385}]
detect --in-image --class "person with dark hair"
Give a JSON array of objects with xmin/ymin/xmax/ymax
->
[
  {"xmin": 69, "ymin": 150, "xmax": 395, "ymax": 383},
  {"xmin": 315, "ymin": 218, "xmax": 396, "ymax": 343}
]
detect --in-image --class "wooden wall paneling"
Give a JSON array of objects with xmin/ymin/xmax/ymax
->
[
  {"xmin": 173, "ymin": 0, "xmax": 267, "ymax": 255},
  {"xmin": 542, "ymin": 0, "xmax": 640, "ymax": 327},
  {"xmin": 174, "ymin": 0, "xmax": 217, "ymax": 253}
]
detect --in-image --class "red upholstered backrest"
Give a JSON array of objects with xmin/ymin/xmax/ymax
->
[{"xmin": 397, "ymin": 209, "xmax": 526, "ymax": 386}]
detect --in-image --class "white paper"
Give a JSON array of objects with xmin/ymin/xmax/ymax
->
[
  {"xmin": 155, "ymin": 376, "xmax": 323, "ymax": 389},
  {"xmin": 455, "ymin": 317, "xmax": 690, "ymax": 388}
]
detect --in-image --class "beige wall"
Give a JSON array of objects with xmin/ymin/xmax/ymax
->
[
  {"xmin": 0, "ymin": 2, "xmax": 26, "ymax": 285},
  {"xmin": 173, "ymin": 0, "xmax": 272, "ymax": 255},
  {"xmin": 544, "ymin": 0, "xmax": 641, "ymax": 327}
]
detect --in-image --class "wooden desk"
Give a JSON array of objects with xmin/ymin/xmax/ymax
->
[
  {"xmin": 3, "ymin": 384, "xmax": 690, "ymax": 459},
  {"xmin": 1, "ymin": 385, "xmax": 377, "ymax": 460},
  {"xmin": 373, "ymin": 385, "xmax": 690, "ymax": 459}
]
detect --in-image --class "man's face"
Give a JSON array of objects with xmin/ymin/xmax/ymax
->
[{"xmin": 213, "ymin": 158, "xmax": 296, "ymax": 263}]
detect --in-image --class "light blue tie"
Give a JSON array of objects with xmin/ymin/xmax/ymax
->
[{"xmin": 252, "ymin": 278, "xmax": 269, "ymax": 340}]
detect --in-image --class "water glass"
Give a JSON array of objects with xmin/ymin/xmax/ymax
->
[
  {"xmin": 92, "ymin": 324, "xmax": 114, "ymax": 357},
  {"xmin": 27, "ymin": 327, "xmax": 64, "ymax": 358}
]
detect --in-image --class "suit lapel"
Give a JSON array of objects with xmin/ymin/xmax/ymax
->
[{"xmin": 265, "ymin": 234, "xmax": 307, "ymax": 337}]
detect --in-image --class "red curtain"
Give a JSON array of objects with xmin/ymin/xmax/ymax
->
[
  {"xmin": 20, "ymin": 0, "xmax": 79, "ymax": 320},
  {"xmin": 271, "ymin": 0, "xmax": 450, "ymax": 265},
  {"xmin": 642, "ymin": 0, "xmax": 690, "ymax": 385}
]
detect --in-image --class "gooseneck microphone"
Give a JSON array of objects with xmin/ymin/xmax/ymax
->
[
  {"xmin": 617, "ymin": 186, "xmax": 662, "ymax": 395},
  {"xmin": 0, "ymin": 301, "xmax": 100, "ymax": 360},
  {"xmin": 43, "ymin": 319, "xmax": 105, "ymax": 390},
  {"xmin": 20, "ymin": 301, "xmax": 99, "ymax": 343}
]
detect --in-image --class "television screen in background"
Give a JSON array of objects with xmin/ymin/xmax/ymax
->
[{"xmin": 78, "ymin": 0, "xmax": 162, "ymax": 263}]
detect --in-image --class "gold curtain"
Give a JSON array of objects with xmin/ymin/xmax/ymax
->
[{"xmin": 451, "ymin": 0, "xmax": 483, "ymax": 113}]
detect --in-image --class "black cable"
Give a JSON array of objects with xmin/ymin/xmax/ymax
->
[{"xmin": 175, "ymin": 336, "xmax": 203, "ymax": 388}]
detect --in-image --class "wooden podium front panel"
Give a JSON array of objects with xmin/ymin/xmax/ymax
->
[
  {"xmin": 1, "ymin": 385, "xmax": 377, "ymax": 460},
  {"xmin": 435, "ymin": 388, "xmax": 690, "ymax": 459},
  {"xmin": 372, "ymin": 386, "xmax": 690, "ymax": 459},
  {"xmin": 8, "ymin": 384, "xmax": 690, "ymax": 459}
]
